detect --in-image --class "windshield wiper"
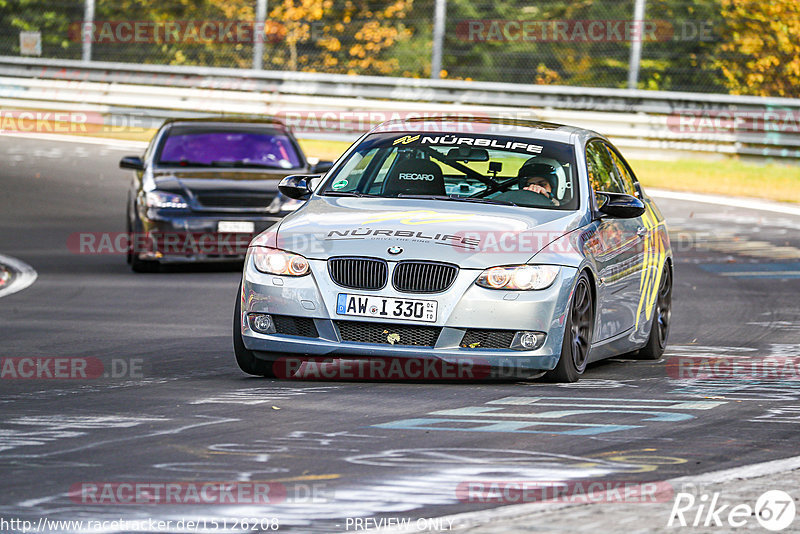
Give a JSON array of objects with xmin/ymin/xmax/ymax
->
[
  {"xmin": 323, "ymin": 191, "xmax": 380, "ymax": 197},
  {"xmin": 159, "ymin": 160, "xmax": 213, "ymax": 167},
  {"xmin": 209, "ymin": 160, "xmax": 285, "ymax": 169},
  {"xmin": 454, "ymin": 195, "xmax": 517, "ymax": 206},
  {"xmin": 396, "ymin": 194, "xmax": 452, "ymax": 200},
  {"xmin": 397, "ymin": 193, "xmax": 516, "ymax": 206}
]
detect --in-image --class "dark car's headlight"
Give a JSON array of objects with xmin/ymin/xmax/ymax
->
[
  {"xmin": 476, "ymin": 265, "xmax": 560, "ymax": 290},
  {"xmin": 145, "ymin": 191, "xmax": 189, "ymax": 209},
  {"xmin": 252, "ymin": 248, "xmax": 310, "ymax": 276}
]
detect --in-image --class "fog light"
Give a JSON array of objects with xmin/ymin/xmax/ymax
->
[
  {"xmin": 248, "ymin": 313, "xmax": 276, "ymax": 334},
  {"xmin": 511, "ymin": 331, "xmax": 546, "ymax": 351}
]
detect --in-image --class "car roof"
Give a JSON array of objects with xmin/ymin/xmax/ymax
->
[
  {"xmin": 161, "ymin": 116, "xmax": 289, "ymax": 129},
  {"xmin": 369, "ymin": 115, "xmax": 603, "ymax": 145}
]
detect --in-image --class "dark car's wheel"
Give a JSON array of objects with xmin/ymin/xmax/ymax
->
[
  {"xmin": 545, "ymin": 272, "xmax": 594, "ymax": 383},
  {"xmin": 128, "ymin": 207, "xmax": 160, "ymax": 273},
  {"xmin": 233, "ymin": 283, "xmax": 277, "ymax": 377},
  {"xmin": 637, "ymin": 262, "xmax": 672, "ymax": 360}
]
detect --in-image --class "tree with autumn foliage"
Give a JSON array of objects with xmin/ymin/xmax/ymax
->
[
  {"xmin": 262, "ymin": 0, "xmax": 415, "ymax": 75},
  {"xmin": 715, "ymin": 0, "xmax": 800, "ymax": 97}
]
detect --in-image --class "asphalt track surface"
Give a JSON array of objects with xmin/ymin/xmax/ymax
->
[{"xmin": 1, "ymin": 135, "xmax": 799, "ymax": 533}]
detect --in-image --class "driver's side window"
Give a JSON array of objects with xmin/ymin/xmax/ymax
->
[
  {"xmin": 606, "ymin": 147, "xmax": 638, "ymax": 196},
  {"xmin": 586, "ymin": 141, "xmax": 626, "ymax": 195}
]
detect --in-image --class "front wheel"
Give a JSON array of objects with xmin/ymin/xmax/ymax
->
[
  {"xmin": 637, "ymin": 262, "xmax": 672, "ymax": 360},
  {"xmin": 544, "ymin": 272, "xmax": 594, "ymax": 383},
  {"xmin": 128, "ymin": 209, "xmax": 160, "ymax": 273},
  {"xmin": 233, "ymin": 283, "xmax": 277, "ymax": 377}
]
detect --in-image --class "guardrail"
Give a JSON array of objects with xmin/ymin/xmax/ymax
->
[{"xmin": 2, "ymin": 56, "xmax": 799, "ymax": 160}]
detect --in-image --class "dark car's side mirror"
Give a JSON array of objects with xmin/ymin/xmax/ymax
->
[
  {"xmin": 310, "ymin": 161, "xmax": 334, "ymax": 174},
  {"xmin": 279, "ymin": 174, "xmax": 320, "ymax": 200},
  {"xmin": 120, "ymin": 156, "xmax": 144, "ymax": 170},
  {"xmin": 596, "ymin": 192, "xmax": 646, "ymax": 219}
]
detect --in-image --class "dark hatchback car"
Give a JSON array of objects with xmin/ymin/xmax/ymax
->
[{"xmin": 121, "ymin": 118, "xmax": 332, "ymax": 272}]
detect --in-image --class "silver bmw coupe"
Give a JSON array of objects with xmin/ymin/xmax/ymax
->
[{"xmin": 233, "ymin": 117, "xmax": 673, "ymax": 382}]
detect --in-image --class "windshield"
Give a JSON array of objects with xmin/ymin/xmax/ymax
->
[
  {"xmin": 157, "ymin": 126, "xmax": 303, "ymax": 169},
  {"xmin": 320, "ymin": 132, "xmax": 578, "ymax": 210}
]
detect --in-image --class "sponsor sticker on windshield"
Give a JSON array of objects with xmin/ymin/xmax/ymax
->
[{"xmin": 392, "ymin": 134, "xmax": 543, "ymax": 154}]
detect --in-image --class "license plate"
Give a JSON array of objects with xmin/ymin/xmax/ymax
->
[
  {"xmin": 218, "ymin": 221, "xmax": 254, "ymax": 233},
  {"xmin": 336, "ymin": 294, "xmax": 437, "ymax": 323}
]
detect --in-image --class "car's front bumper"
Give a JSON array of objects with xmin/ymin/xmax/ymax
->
[
  {"xmin": 135, "ymin": 211, "xmax": 283, "ymax": 262},
  {"xmin": 241, "ymin": 255, "xmax": 578, "ymax": 372}
]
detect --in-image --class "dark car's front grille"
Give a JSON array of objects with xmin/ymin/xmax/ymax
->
[
  {"xmin": 393, "ymin": 261, "xmax": 459, "ymax": 293},
  {"xmin": 195, "ymin": 193, "xmax": 275, "ymax": 209},
  {"xmin": 460, "ymin": 329, "xmax": 517, "ymax": 349},
  {"xmin": 272, "ymin": 315, "xmax": 319, "ymax": 338},
  {"xmin": 328, "ymin": 257, "xmax": 388, "ymax": 290},
  {"xmin": 336, "ymin": 320, "xmax": 441, "ymax": 347}
]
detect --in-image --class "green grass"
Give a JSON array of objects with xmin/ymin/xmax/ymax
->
[{"xmin": 630, "ymin": 159, "xmax": 800, "ymax": 204}]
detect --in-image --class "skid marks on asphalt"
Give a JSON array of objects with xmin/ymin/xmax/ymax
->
[
  {"xmin": 3, "ymin": 429, "xmax": 388, "ymax": 534},
  {"xmin": 0, "ymin": 415, "xmax": 170, "ymax": 454},
  {"xmin": 665, "ymin": 344, "xmax": 800, "ymax": 402},
  {"xmin": 667, "ymin": 209, "xmax": 800, "ymax": 268},
  {"xmin": 189, "ymin": 385, "xmax": 341, "ymax": 405}
]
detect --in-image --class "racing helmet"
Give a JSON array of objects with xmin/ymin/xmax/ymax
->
[{"xmin": 518, "ymin": 161, "xmax": 558, "ymax": 191}]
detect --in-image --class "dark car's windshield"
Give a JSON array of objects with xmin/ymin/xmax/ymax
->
[
  {"xmin": 157, "ymin": 126, "xmax": 303, "ymax": 169},
  {"xmin": 321, "ymin": 132, "xmax": 578, "ymax": 210}
]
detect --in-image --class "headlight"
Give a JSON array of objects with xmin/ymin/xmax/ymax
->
[
  {"xmin": 252, "ymin": 248, "xmax": 310, "ymax": 276},
  {"xmin": 145, "ymin": 191, "xmax": 189, "ymax": 209},
  {"xmin": 476, "ymin": 265, "xmax": 560, "ymax": 290}
]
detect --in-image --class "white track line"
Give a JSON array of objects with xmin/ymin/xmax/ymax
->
[
  {"xmin": 0, "ymin": 132, "xmax": 147, "ymax": 150},
  {"xmin": 0, "ymin": 254, "xmax": 38, "ymax": 298},
  {"xmin": 648, "ymin": 188, "xmax": 800, "ymax": 217},
  {"xmin": 366, "ymin": 454, "xmax": 800, "ymax": 533}
]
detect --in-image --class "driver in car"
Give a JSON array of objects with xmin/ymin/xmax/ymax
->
[{"xmin": 520, "ymin": 163, "xmax": 560, "ymax": 206}]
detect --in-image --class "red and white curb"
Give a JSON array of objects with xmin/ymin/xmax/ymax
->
[{"xmin": 0, "ymin": 254, "xmax": 37, "ymax": 298}]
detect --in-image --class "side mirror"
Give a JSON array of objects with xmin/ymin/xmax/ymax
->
[
  {"xmin": 311, "ymin": 161, "xmax": 334, "ymax": 174},
  {"xmin": 120, "ymin": 156, "xmax": 144, "ymax": 170},
  {"xmin": 279, "ymin": 174, "xmax": 319, "ymax": 200},
  {"xmin": 596, "ymin": 192, "xmax": 645, "ymax": 219}
]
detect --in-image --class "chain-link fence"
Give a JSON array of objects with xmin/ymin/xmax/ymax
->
[{"xmin": 0, "ymin": 0, "xmax": 795, "ymax": 97}]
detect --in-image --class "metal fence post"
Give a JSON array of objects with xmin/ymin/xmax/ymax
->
[
  {"xmin": 82, "ymin": 0, "xmax": 95, "ymax": 62},
  {"xmin": 627, "ymin": 0, "xmax": 647, "ymax": 89},
  {"xmin": 253, "ymin": 0, "xmax": 268, "ymax": 70},
  {"xmin": 430, "ymin": 0, "xmax": 446, "ymax": 79}
]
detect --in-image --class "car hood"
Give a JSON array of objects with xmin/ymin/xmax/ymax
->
[
  {"xmin": 153, "ymin": 168, "xmax": 300, "ymax": 196},
  {"xmin": 268, "ymin": 196, "xmax": 586, "ymax": 269}
]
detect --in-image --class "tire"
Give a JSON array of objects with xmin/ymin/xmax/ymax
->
[
  {"xmin": 128, "ymin": 206, "xmax": 160, "ymax": 273},
  {"xmin": 637, "ymin": 262, "xmax": 672, "ymax": 360},
  {"xmin": 130, "ymin": 253, "xmax": 160, "ymax": 273},
  {"xmin": 544, "ymin": 272, "xmax": 594, "ymax": 383},
  {"xmin": 233, "ymin": 283, "xmax": 277, "ymax": 377}
]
